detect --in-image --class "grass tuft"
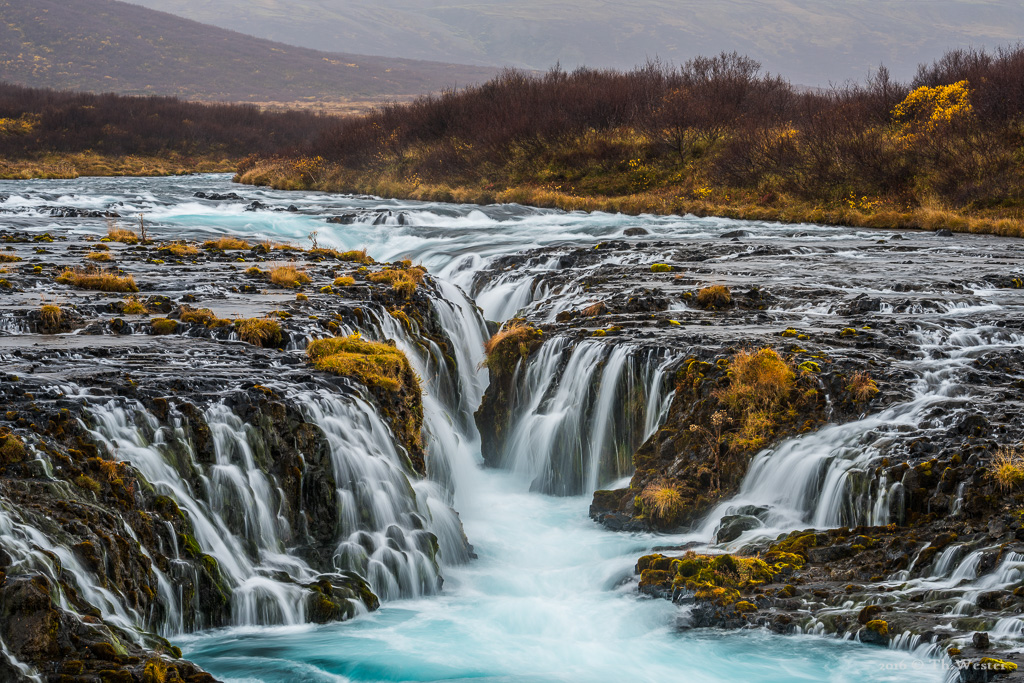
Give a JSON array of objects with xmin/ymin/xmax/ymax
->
[
  {"xmin": 696, "ymin": 285, "xmax": 732, "ymax": 309},
  {"xmin": 483, "ymin": 322, "xmax": 544, "ymax": 374},
  {"xmin": 56, "ymin": 268, "xmax": 138, "ymax": 292},
  {"xmin": 203, "ymin": 236, "xmax": 250, "ymax": 250},
  {"xmin": 269, "ymin": 265, "xmax": 312, "ymax": 288},
  {"xmin": 992, "ymin": 446, "xmax": 1024, "ymax": 491},
  {"xmin": 107, "ymin": 227, "xmax": 139, "ymax": 244},
  {"xmin": 39, "ymin": 304, "xmax": 62, "ymax": 331},
  {"xmin": 366, "ymin": 266, "xmax": 426, "ymax": 298},
  {"xmin": 236, "ymin": 318, "xmax": 282, "ymax": 347}
]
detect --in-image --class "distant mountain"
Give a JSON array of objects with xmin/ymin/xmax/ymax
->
[
  {"xmin": 120, "ymin": 0, "xmax": 1024, "ymax": 85},
  {"xmin": 0, "ymin": 0, "xmax": 500, "ymax": 104}
]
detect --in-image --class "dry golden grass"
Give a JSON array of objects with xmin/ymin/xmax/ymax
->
[
  {"xmin": 716, "ymin": 348, "xmax": 794, "ymax": 412},
  {"xmin": 580, "ymin": 302, "xmax": 607, "ymax": 317},
  {"xmin": 203, "ymin": 237, "xmax": 250, "ymax": 250},
  {"xmin": 39, "ymin": 304, "xmax": 62, "ymax": 331},
  {"xmin": 309, "ymin": 247, "xmax": 375, "ymax": 264},
  {"xmin": 235, "ymin": 159, "xmax": 1024, "ymax": 241},
  {"xmin": 179, "ymin": 307, "xmax": 231, "ymax": 328},
  {"xmin": 696, "ymin": 285, "xmax": 732, "ymax": 309},
  {"xmin": 236, "ymin": 318, "xmax": 283, "ymax": 347},
  {"xmin": 106, "ymin": 227, "xmax": 139, "ymax": 244},
  {"xmin": 56, "ymin": 268, "xmax": 138, "ymax": 293},
  {"xmin": 483, "ymin": 322, "xmax": 543, "ymax": 374},
  {"xmin": 992, "ymin": 447, "xmax": 1024, "ymax": 492},
  {"xmin": 163, "ymin": 242, "xmax": 200, "ymax": 257},
  {"xmin": 122, "ymin": 297, "xmax": 148, "ymax": 314},
  {"xmin": 366, "ymin": 266, "xmax": 425, "ymax": 298},
  {"xmin": 0, "ymin": 253, "xmax": 21, "ymax": 263},
  {"xmin": 306, "ymin": 333, "xmax": 419, "ymax": 394},
  {"xmin": 333, "ymin": 276, "xmax": 356, "ymax": 287},
  {"xmin": 269, "ymin": 265, "xmax": 312, "ymax": 288},
  {"xmin": 0, "ymin": 152, "xmax": 236, "ymax": 180},
  {"xmin": 85, "ymin": 251, "xmax": 112, "ymax": 262},
  {"xmin": 848, "ymin": 371, "xmax": 880, "ymax": 402},
  {"xmin": 639, "ymin": 481, "xmax": 684, "ymax": 523}
]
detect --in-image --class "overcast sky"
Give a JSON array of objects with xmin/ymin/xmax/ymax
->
[{"xmin": 124, "ymin": 0, "xmax": 1024, "ymax": 85}]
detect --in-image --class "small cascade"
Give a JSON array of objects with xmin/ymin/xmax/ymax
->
[
  {"xmin": 490, "ymin": 338, "xmax": 678, "ymax": 495},
  {"xmin": 702, "ymin": 325, "xmax": 1024, "ymax": 544}
]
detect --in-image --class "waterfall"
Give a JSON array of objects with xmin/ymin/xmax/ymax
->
[
  {"xmin": 701, "ymin": 325, "xmax": 1024, "ymax": 545},
  {"xmin": 489, "ymin": 338, "xmax": 678, "ymax": 495}
]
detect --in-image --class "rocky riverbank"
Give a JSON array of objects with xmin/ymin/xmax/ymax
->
[
  {"xmin": 0, "ymin": 225, "xmax": 470, "ymax": 680},
  {"xmin": 468, "ymin": 228, "xmax": 1024, "ymax": 678}
]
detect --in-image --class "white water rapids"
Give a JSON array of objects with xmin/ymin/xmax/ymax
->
[{"xmin": 4, "ymin": 174, "xmax": 1020, "ymax": 681}]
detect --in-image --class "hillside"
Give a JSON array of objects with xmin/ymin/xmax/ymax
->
[
  {"xmin": 122, "ymin": 0, "xmax": 1024, "ymax": 86},
  {"xmin": 0, "ymin": 0, "xmax": 499, "ymax": 104}
]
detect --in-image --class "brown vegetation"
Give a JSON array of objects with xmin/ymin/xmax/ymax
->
[
  {"xmin": 236, "ymin": 318, "xmax": 283, "ymax": 347},
  {"xmin": 365, "ymin": 266, "xmax": 426, "ymax": 298},
  {"xmin": 55, "ymin": 268, "xmax": 138, "ymax": 293},
  {"xmin": 483, "ymin": 322, "xmax": 544, "ymax": 374},
  {"xmin": 269, "ymin": 265, "xmax": 312, "ymax": 289},
  {"xmin": 696, "ymin": 285, "xmax": 732, "ymax": 309},
  {"xmin": 240, "ymin": 46, "xmax": 1024, "ymax": 238},
  {"xmin": 203, "ymin": 237, "xmax": 250, "ymax": 251},
  {"xmin": 306, "ymin": 334, "xmax": 420, "ymax": 394}
]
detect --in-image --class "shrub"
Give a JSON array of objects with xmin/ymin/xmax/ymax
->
[
  {"xmin": 56, "ymin": 268, "xmax": 138, "ymax": 292},
  {"xmin": 696, "ymin": 285, "xmax": 732, "ymax": 309},
  {"xmin": 203, "ymin": 237, "xmax": 250, "ymax": 250},
  {"xmin": 306, "ymin": 333, "xmax": 419, "ymax": 394},
  {"xmin": 39, "ymin": 304, "xmax": 62, "ymax": 331},
  {"xmin": 483, "ymin": 322, "xmax": 544, "ymax": 374},
  {"xmin": 992, "ymin": 446, "xmax": 1024, "ymax": 491},
  {"xmin": 151, "ymin": 318, "xmax": 177, "ymax": 335},
  {"xmin": 333, "ymin": 276, "xmax": 356, "ymax": 287},
  {"xmin": 107, "ymin": 227, "xmax": 139, "ymax": 244},
  {"xmin": 848, "ymin": 371, "xmax": 879, "ymax": 402},
  {"xmin": 236, "ymin": 318, "xmax": 282, "ymax": 347},
  {"xmin": 269, "ymin": 265, "xmax": 312, "ymax": 288}
]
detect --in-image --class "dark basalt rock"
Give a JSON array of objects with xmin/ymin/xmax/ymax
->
[{"xmin": 194, "ymin": 191, "xmax": 243, "ymax": 201}]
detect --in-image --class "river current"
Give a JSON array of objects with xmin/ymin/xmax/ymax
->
[{"xmin": 0, "ymin": 174, "xmax": 980, "ymax": 681}]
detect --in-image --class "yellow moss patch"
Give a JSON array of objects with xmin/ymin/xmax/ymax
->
[
  {"xmin": 56, "ymin": 268, "xmax": 138, "ymax": 293},
  {"xmin": 864, "ymin": 619, "xmax": 889, "ymax": 636},
  {"xmin": 306, "ymin": 334, "xmax": 420, "ymax": 395},
  {"xmin": 333, "ymin": 276, "xmax": 356, "ymax": 287},
  {"xmin": 0, "ymin": 433, "xmax": 26, "ymax": 464},
  {"xmin": 122, "ymin": 297, "xmax": 148, "ymax": 314},
  {"xmin": 979, "ymin": 658, "xmax": 1017, "ymax": 672},
  {"xmin": 85, "ymin": 251, "xmax": 112, "ymax": 262},
  {"xmin": 151, "ymin": 318, "xmax": 177, "ymax": 335},
  {"xmin": 651, "ymin": 263, "xmax": 675, "ymax": 273}
]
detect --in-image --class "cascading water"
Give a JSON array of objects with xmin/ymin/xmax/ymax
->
[
  {"xmin": 697, "ymin": 324, "xmax": 1024, "ymax": 547},
  {"xmin": 7, "ymin": 174, "xmax": 1015, "ymax": 681},
  {"xmin": 489, "ymin": 338, "xmax": 677, "ymax": 495}
]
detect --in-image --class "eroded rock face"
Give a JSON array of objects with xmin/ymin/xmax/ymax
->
[{"xmin": 0, "ymin": 228, "xmax": 472, "ymax": 679}]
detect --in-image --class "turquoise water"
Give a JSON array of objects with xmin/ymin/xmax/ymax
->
[
  {"xmin": 179, "ymin": 472, "xmax": 942, "ymax": 683},
  {"xmin": 1, "ymin": 175, "xmax": 952, "ymax": 682}
]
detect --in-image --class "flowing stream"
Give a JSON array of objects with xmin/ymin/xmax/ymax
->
[{"xmin": 5, "ymin": 174, "xmax": 1017, "ymax": 681}]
